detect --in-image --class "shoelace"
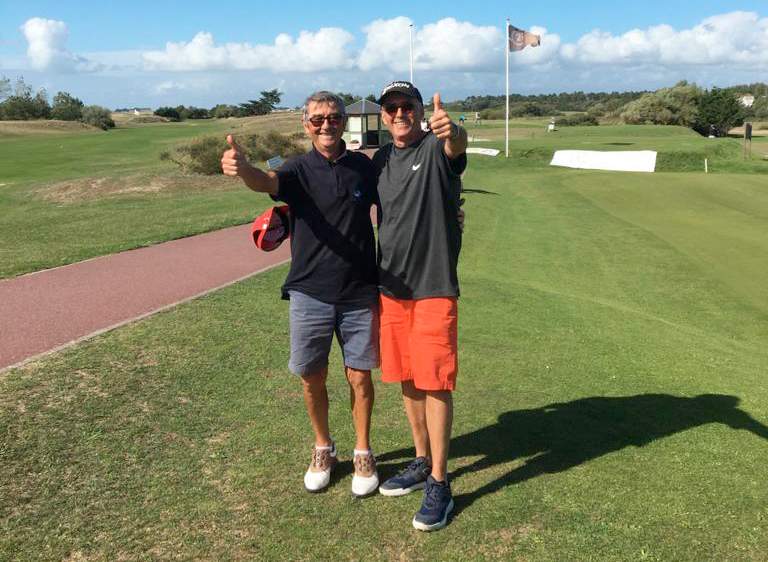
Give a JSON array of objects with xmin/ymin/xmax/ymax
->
[
  {"xmin": 403, "ymin": 458, "xmax": 426, "ymax": 476},
  {"xmin": 355, "ymin": 454, "xmax": 372, "ymax": 473},
  {"xmin": 422, "ymin": 481, "xmax": 448, "ymax": 509},
  {"xmin": 312, "ymin": 448, "xmax": 329, "ymax": 469}
]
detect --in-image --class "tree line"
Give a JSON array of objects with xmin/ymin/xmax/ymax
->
[
  {"xmin": 0, "ymin": 76, "xmax": 114, "ymax": 129},
  {"xmin": 3, "ymin": 76, "xmax": 765, "ymax": 137},
  {"xmin": 154, "ymin": 89, "xmax": 285, "ymax": 121}
]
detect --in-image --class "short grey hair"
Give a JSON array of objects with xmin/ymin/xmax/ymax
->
[{"xmin": 302, "ymin": 91, "xmax": 346, "ymax": 120}]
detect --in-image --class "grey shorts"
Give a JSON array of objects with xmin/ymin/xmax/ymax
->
[{"xmin": 288, "ymin": 290, "xmax": 380, "ymax": 375}]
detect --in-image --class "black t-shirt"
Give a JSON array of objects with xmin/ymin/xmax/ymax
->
[
  {"xmin": 373, "ymin": 133, "xmax": 466, "ymax": 299},
  {"xmin": 274, "ymin": 144, "xmax": 378, "ymax": 306}
]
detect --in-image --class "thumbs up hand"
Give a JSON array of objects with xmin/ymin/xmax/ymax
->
[
  {"xmin": 221, "ymin": 134, "xmax": 248, "ymax": 177},
  {"xmin": 428, "ymin": 93, "xmax": 456, "ymax": 140}
]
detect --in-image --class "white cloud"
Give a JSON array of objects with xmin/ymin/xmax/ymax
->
[
  {"xmin": 142, "ymin": 29, "xmax": 356, "ymax": 72},
  {"xmin": 12, "ymin": 12, "xmax": 768, "ymax": 109},
  {"xmin": 152, "ymin": 80, "xmax": 188, "ymax": 94},
  {"xmin": 357, "ymin": 16, "xmax": 413, "ymax": 72},
  {"xmin": 561, "ymin": 11, "xmax": 768, "ymax": 67},
  {"xmin": 358, "ymin": 17, "xmax": 553, "ymax": 72},
  {"xmin": 21, "ymin": 17, "xmax": 103, "ymax": 72}
]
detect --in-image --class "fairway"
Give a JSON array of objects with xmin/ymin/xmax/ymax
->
[
  {"xmin": 2, "ymin": 138, "xmax": 767, "ymax": 560},
  {"xmin": 1, "ymin": 116, "xmax": 766, "ymax": 278}
]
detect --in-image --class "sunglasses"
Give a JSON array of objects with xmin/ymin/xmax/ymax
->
[
  {"xmin": 306, "ymin": 114, "xmax": 344, "ymax": 127},
  {"xmin": 383, "ymin": 102, "xmax": 416, "ymax": 114}
]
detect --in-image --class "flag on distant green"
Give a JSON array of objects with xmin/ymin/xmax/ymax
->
[{"xmin": 508, "ymin": 25, "xmax": 540, "ymax": 51}]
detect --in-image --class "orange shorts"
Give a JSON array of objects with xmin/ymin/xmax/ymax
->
[{"xmin": 379, "ymin": 295, "xmax": 458, "ymax": 391}]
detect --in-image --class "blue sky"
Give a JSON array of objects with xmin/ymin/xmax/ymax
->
[{"xmin": 1, "ymin": 1, "xmax": 767, "ymax": 109}]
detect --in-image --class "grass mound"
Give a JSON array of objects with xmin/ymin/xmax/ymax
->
[
  {"xmin": 656, "ymin": 138, "xmax": 768, "ymax": 173},
  {"xmin": 0, "ymin": 119, "xmax": 100, "ymax": 137}
]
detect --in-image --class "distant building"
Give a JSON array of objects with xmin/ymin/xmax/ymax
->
[
  {"xmin": 113, "ymin": 107, "xmax": 153, "ymax": 114},
  {"xmin": 738, "ymin": 94, "xmax": 755, "ymax": 107}
]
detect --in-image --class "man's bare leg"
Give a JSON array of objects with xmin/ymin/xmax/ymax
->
[
  {"xmin": 346, "ymin": 367, "xmax": 374, "ymax": 450},
  {"xmin": 301, "ymin": 368, "xmax": 332, "ymax": 447},
  {"xmin": 401, "ymin": 380, "xmax": 430, "ymax": 459},
  {"xmin": 425, "ymin": 390, "xmax": 453, "ymax": 482}
]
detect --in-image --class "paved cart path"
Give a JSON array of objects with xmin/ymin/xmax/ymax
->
[{"xmin": 0, "ymin": 224, "xmax": 291, "ymax": 371}]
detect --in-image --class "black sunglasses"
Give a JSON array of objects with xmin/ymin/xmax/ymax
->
[
  {"xmin": 307, "ymin": 114, "xmax": 344, "ymax": 127},
  {"xmin": 383, "ymin": 102, "xmax": 415, "ymax": 114}
]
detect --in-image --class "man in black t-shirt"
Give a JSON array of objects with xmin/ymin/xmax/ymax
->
[
  {"xmin": 373, "ymin": 81, "xmax": 468, "ymax": 531},
  {"xmin": 221, "ymin": 92, "xmax": 380, "ymax": 498}
]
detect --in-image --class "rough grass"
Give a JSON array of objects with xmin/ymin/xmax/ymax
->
[
  {"xmin": 0, "ymin": 119, "xmax": 101, "ymax": 137},
  {"xmin": 30, "ymin": 172, "xmax": 236, "ymax": 203}
]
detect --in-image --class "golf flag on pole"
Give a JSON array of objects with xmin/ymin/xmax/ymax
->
[
  {"xmin": 506, "ymin": 23, "xmax": 541, "ymax": 157},
  {"xmin": 508, "ymin": 25, "xmax": 540, "ymax": 51}
]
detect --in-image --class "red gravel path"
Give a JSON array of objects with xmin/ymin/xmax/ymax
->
[{"xmin": 0, "ymin": 224, "xmax": 290, "ymax": 371}]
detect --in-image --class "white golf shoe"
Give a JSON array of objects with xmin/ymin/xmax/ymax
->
[{"xmin": 304, "ymin": 442, "xmax": 337, "ymax": 493}]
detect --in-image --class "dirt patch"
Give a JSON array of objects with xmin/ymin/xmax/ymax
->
[
  {"xmin": 31, "ymin": 172, "xmax": 236, "ymax": 203},
  {"xmin": 729, "ymin": 122, "xmax": 768, "ymax": 136},
  {"xmin": 111, "ymin": 113, "xmax": 169, "ymax": 125}
]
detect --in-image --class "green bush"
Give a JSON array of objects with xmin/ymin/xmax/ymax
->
[
  {"xmin": 162, "ymin": 131, "xmax": 306, "ymax": 175},
  {"xmin": 479, "ymin": 107, "xmax": 505, "ymax": 120},
  {"xmin": 51, "ymin": 92, "xmax": 84, "ymax": 121},
  {"xmin": 240, "ymin": 131, "xmax": 305, "ymax": 164},
  {"xmin": 557, "ymin": 114, "xmax": 598, "ymax": 126},
  {"xmin": 81, "ymin": 105, "xmax": 115, "ymax": 130},
  {"xmin": 154, "ymin": 106, "xmax": 181, "ymax": 121}
]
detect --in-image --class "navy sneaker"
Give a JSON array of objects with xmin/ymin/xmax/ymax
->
[
  {"xmin": 378, "ymin": 456, "xmax": 431, "ymax": 497},
  {"xmin": 412, "ymin": 476, "xmax": 454, "ymax": 531}
]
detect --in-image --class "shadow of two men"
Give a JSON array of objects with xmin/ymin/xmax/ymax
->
[{"xmin": 378, "ymin": 394, "xmax": 768, "ymax": 516}]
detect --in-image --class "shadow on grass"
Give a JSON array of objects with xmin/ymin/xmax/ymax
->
[
  {"xmin": 378, "ymin": 394, "xmax": 768, "ymax": 517},
  {"xmin": 461, "ymin": 188, "xmax": 501, "ymax": 195}
]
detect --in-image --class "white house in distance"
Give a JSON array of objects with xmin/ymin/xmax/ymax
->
[{"xmin": 738, "ymin": 94, "xmax": 755, "ymax": 107}]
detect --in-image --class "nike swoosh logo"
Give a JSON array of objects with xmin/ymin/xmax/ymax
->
[{"xmin": 412, "ymin": 163, "xmax": 422, "ymax": 171}]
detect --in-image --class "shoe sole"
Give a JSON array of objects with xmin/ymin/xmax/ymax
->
[
  {"xmin": 352, "ymin": 488, "xmax": 378, "ymax": 499},
  {"xmin": 378, "ymin": 480, "xmax": 427, "ymax": 497},
  {"xmin": 412, "ymin": 499, "xmax": 454, "ymax": 532}
]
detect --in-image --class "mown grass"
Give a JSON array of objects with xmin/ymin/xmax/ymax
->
[
  {"xmin": 2, "ymin": 155, "xmax": 767, "ymax": 561},
  {"xmin": 1, "ymin": 117, "xmax": 766, "ymax": 280},
  {"xmin": 0, "ymin": 117, "xmax": 299, "ymax": 278}
]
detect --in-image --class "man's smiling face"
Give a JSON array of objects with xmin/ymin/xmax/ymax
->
[
  {"xmin": 302, "ymin": 101, "xmax": 346, "ymax": 157},
  {"xmin": 381, "ymin": 93, "xmax": 424, "ymax": 146}
]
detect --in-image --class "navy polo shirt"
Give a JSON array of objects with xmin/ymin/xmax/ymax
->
[{"xmin": 273, "ymin": 143, "xmax": 378, "ymax": 306}]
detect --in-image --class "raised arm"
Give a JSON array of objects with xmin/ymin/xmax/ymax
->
[
  {"xmin": 220, "ymin": 134, "xmax": 279, "ymax": 196},
  {"xmin": 428, "ymin": 93, "xmax": 468, "ymax": 160}
]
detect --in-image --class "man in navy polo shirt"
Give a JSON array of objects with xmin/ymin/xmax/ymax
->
[{"xmin": 221, "ymin": 91, "xmax": 380, "ymax": 497}]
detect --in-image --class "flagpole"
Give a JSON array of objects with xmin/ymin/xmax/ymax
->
[
  {"xmin": 505, "ymin": 19, "xmax": 510, "ymax": 158},
  {"xmin": 409, "ymin": 24, "xmax": 414, "ymax": 83}
]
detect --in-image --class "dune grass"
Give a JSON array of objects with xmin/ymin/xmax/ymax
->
[{"xmin": 2, "ymin": 150, "xmax": 767, "ymax": 560}]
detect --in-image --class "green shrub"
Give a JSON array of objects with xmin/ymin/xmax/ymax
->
[
  {"xmin": 154, "ymin": 106, "xmax": 181, "ymax": 121},
  {"xmin": 162, "ymin": 131, "xmax": 306, "ymax": 175},
  {"xmin": 557, "ymin": 114, "xmax": 598, "ymax": 126},
  {"xmin": 240, "ymin": 131, "xmax": 305, "ymax": 163},
  {"xmin": 51, "ymin": 92, "xmax": 84, "ymax": 121},
  {"xmin": 81, "ymin": 105, "xmax": 115, "ymax": 130}
]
